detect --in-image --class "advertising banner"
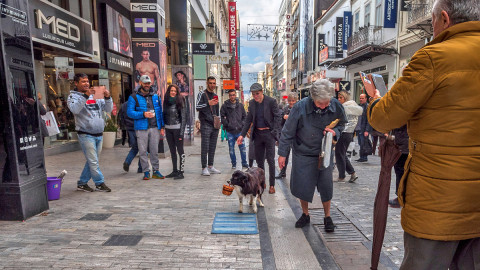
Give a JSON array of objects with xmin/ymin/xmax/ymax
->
[
  {"xmin": 343, "ymin": 12, "xmax": 352, "ymax": 50},
  {"xmin": 384, "ymin": 0, "xmax": 398, "ymax": 28},
  {"xmin": 318, "ymin": 33, "xmax": 326, "ymax": 66},
  {"xmin": 106, "ymin": 4, "xmax": 132, "ymax": 57},
  {"xmin": 228, "ymin": 2, "xmax": 239, "ymax": 89},
  {"xmin": 335, "ymin": 17, "xmax": 344, "ymax": 58},
  {"xmin": 132, "ymin": 41, "xmax": 160, "ymax": 90}
]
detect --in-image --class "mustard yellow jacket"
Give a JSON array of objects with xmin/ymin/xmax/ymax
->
[{"xmin": 368, "ymin": 21, "xmax": 480, "ymax": 241}]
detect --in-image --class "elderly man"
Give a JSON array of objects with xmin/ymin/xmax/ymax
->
[
  {"xmin": 278, "ymin": 79, "xmax": 347, "ymax": 231},
  {"xmin": 366, "ymin": 1, "xmax": 480, "ymax": 268},
  {"xmin": 237, "ymin": 83, "xmax": 281, "ymax": 194}
]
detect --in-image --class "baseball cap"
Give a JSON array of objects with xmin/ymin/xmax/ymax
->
[
  {"xmin": 250, "ymin": 83, "xmax": 263, "ymax": 92},
  {"xmin": 140, "ymin": 75, "xmax": 152, "ymax": 83}
]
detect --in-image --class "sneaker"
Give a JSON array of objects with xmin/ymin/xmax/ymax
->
[
  {"xmin": 324, "ymin": 216, "xmax": 335, "ymax": 232},
  {"xmin": 152, "ymin": 171, "xmax": 165, "ymax": 179},
  {"xmin": 231, "ymin": 165, "xmax": 236, "ymax": 169},
  {"xmin": 295, "ymin": 213, "xmax": 310, "ymax": 228},
  {"xmin": 143, "ymin": 172, "xmax": 150, "ymax": 180},
  {"xmin": 337, "ymin": 177, "xmax": 345, "ymax": 182},
  {"xmin": 165, "ymin": 171, "xmax": 178, "ymax": 178},
  {"xmin": 202, "ymin": 167, "xmax": 210, "ymax": 176},
  {"xmin": 123, "ymin": 162, "xmax": 129, "ymax": 172},
  {"xmin": 356, "ymin": 158, "xmax": 368, "ymax": 162},
  {"xmin": 77, "ymin": 184, "xmax": 94, "ymax": 192},
  {"xmin": 242, "ymin": 164, "xmax": 249, "ymax": 169},
  {"xmin": 174, "ymin": 172, "xmax": 184, "ymax": 180},
  {"xmin": 208, "ymin": 166, "xmax": 221, "ymax": 174},
  {"xmin": 389, "ymin": 197, "xmax": 400, "ymax": 208},
  {"xmin": 95, "ymin": 183, "xmax": 111, "ymax": 192},
  {"xmin": 348, "ymin": 173, "xmax": 358, "ymax": 183}
]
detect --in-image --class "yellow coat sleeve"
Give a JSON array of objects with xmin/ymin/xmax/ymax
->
[{"xmin": 367, "ymin": 49, "xmax": 434, "ymax": 133}]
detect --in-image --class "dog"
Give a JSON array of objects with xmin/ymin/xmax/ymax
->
[{"xmin": 229, "ymin": 167, "xmax": 266, "ymax": 213}]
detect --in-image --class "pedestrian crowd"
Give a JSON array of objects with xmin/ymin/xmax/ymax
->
[{"xmin": 65, "ymin": 1, "xmax": 480, "ymax": 267}]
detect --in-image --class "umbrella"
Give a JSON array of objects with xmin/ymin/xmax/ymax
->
[{"xmin": 371, "ymin": 135, "xmax": 402, "ymax": 270}]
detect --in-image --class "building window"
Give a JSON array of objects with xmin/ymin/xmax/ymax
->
[
  {"xmin": 81, "ymin": 0, "xmax": 93, "ymax": 22},
  {"xmin": 365, "ymin": 2, "xmax": 371, "ymax": 27},
  {"xmin": 354, "ymin": 11, "xmax": 360, "ymax": 32},
  {"xmin": 68, "ymin": 0, "xmax": 80, "ymax": 16},
  {"xmin": 375, "ymin": 0, "xmax": 383, "ymax": 26}
]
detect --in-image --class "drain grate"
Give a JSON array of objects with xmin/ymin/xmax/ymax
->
[
  {"xmin": 79, "ymin": 213, "xmax": 112, "ymax": 221},
  {"xmin": 309, "ymin": 208, "xmax": 365, "ymax": 243},
  {"xmin": 103, "ymin": 235, "xmax": 143, "ymax": 246}
]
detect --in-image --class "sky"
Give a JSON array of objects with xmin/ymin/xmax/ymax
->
[{"xmin": 237, "ymin": 0, "xmax": 283, "ymax": 95}]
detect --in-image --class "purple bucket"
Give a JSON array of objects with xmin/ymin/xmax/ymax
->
[{"xmin": 46, "ymin": 177, "xmax": 62, "ymax": 200}]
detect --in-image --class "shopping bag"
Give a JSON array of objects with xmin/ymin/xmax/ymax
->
[
  {"xmin": 41, "ymin": 111, "xmax": 60, "ymax": 136},
  {"xmin": 360, "ymin": 136, "xmax": 373, "ymax": 156}
]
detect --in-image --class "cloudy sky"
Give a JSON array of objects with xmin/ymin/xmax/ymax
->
[{"xmin": 237, "ymin": 0, "xmax": 283, "ymax": 93}]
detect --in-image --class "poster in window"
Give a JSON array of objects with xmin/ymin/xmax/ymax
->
[{"xmin": 106, "ymin": 5, "xmax": 132, "ymax": 57}]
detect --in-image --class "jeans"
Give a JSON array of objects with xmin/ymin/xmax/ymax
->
[
  {"xmin": 357, "ymin": 131, "xmax": 368, "ymax": 160},
  {"xmin": 136, "ymin": 128, "xmax": 160, "ymax": 172},
  {"xmin": 226, "ymin": 132, "xmax": 247, "ymax": 167},
  {"xmin": 335, "ymin": 132, "xmax": 355, "ymax": 179},
  {"xmin": 254, "ymin": 130, "xmax": 276, "ymax": 187},
  {"xmin": 124, "ymin": 130, "xmax": 141, "ymax": 170},
  {"xmin": 165, "ymin": 128, "xmax": 185, "ymax": 172},
  {"xmin": 78, "ymin": 134, "xmax": 104, "ymax": 186}
]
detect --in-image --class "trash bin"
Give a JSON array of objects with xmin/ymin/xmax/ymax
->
[{"xmin": 46, "ymin": 177, "xmax": 62, "ymax": 200}]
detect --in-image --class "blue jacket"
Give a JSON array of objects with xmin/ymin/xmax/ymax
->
[{"xmin": 127, "ymin": 91, "xmax": 164, "ymax": 130}]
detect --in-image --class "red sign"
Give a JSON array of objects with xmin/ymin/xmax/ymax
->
[
  {"xmin": 223, "ymin": 80, "xmax": 235, "ymax": 90},
  {"xmin": 319, "ymin": 46, "xmax": 329, "ymax": 63},
  {"xmin": 228, "ymin": 2, "xmax": 240, "ymax": 89}
]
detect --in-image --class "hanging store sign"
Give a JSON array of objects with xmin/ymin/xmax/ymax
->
[
  {"xmin": 335, "ymin": 17, "xmax": 344, "ymax": 58},
  {"xmin": 106, "ymin": 51, "xmax": 133, "ymax": 74},
  {"xmin": 223, "ymin": 80, "xmax": 235, "ymax": 90},
  {"xmin": 207, "ymin": 53, "xmax": 230, "ymax": 64},
  {"xmin": 192, "ymin": 43, "xmax": 215, "ymax": 55},
  {"xmin": 228, "ymin": 2, "xmax": 240, "ymax": 89},
  {"xmin": 339, "ymin": 81, "xmax": 351, "ymax": 92},
  {"xmin": 384, "ymin": 0, "xmax": 398, "ymax": 28},
  {"xmin": 343, "ymin": 12, "xmax": 352, "ymax": 50},
  {"xmin": 285, "ymin": 13, "xmax": 292, "ymax": 45},
  {"xmin": 29, "ymin": 0, "xmax": 93, "ymax": 57},
  {"xmin": 319, "ymin": 46, "xmax": 329, "ymax": 63},
  {"xmin": 317, "ymin": 33, "xmax": 326, "ymax": 66},
  {"xmin": 400, "ymin": 0, "xmax": 411, "ymax": 11}
]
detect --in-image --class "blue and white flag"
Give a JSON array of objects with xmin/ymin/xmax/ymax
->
[{"xmin": 134, "ymin": 18, "xmax": 155, "ymax": 33}]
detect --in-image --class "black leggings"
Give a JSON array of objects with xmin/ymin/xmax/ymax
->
[{"xmin": 165, "ymin": 128, "xmax": 185, "ymax": 172}]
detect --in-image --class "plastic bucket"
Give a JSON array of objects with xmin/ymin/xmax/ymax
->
[{"xmin": 46, "ymin": 177, "xmax": 62, "ymax": 200}]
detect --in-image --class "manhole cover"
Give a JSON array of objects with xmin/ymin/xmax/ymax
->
[
  {"xmin": 309, "ymin": 208, "xmax": 350, "ymax": 224},
  {"xmin": 79, "ymin": 213, "xmax": 112, "ymax": 221},
  {"xmin": 103, "ymin": 235, "xmax": 143, "ymax": 246},
  {"xmin": 313, "ymin": 223, "xmax": 365, "ymax": 242}
]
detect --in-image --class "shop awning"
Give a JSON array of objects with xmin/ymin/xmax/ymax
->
[{"xmin": 330, "ymin": 45, "xmax": 397, "ymax": 67}]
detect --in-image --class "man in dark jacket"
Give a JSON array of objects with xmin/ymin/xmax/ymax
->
[
  {"xmin": 237, "ymin": 83, "xmax": 281, "ymax": 194},
  {"xmin": 221, "ymin": 89, "xmax": 247, "ymax": 169},
  {"xmin": 276, "ymin": 93, "xmax": 298, "ymax": 178},
  {"xmin": 356, "ymin": 94, "xmax": 372, "ymax": 162},
  {"xmin": 119, "ymin": 101, "xmax": 142, "ymax": 173},
  {"xmin": 196, "ymin": 76, "xmax": 221, "ymax": 176}
]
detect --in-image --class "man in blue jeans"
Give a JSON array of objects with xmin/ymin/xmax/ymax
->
[
  {"xmin": 119, "ymin": 101, "xmax": 142, "ymax": 173},
  {"xmin": 220, "ymin": 89, "xmax": 248, "ymax": 169},
  {"xmin": 67, "ymin": 73, "xmax": 113, "ymax": 192}
]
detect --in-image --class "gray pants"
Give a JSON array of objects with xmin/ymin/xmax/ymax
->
[
  {"xmin": 401, "ymin": 232, "xmax": 480, "ymax": 270},
  {"xmin": 136, "ymin": 128, "xmax": 160, "ymax": 173}
]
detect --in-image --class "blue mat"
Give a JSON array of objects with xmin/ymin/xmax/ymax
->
[{"xmin": 211, "ymin": 212, "xmax": 258, "ymax": 234}]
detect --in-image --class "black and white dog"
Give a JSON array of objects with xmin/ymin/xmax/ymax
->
[{"xmin": 229, "ymin": 167, "xmax": 266, "ymax": 213}]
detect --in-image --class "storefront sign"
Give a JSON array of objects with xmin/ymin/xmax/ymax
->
[
  {"xmin": 335, "ymin": 17, "xmax": 344, "ymax": 58},
  {"xmin": 318, "ymin": 33, "xmax": 326, "ymax": 66},
  {"xmin": 130, "ymin": 3, "xmax": 165, "ymax": 18},
  {"xmin": 228, "ymin": 2, "xmax": 240, "ymax": 89},
  {"xmin": 400, "ymin": 0, "xmax": 411, "ymax": 11},
  {"xmin": 29, "ymin": 0, "xmax": 93, "ymax": 57},
  {"xmin": 343, "ymin": 12, "xmax": 352, "ymax": 50},
  {"xmin": 319, "ymin": 46, "xmax": 329, "ymax": 63},
  {"xmin": 223, "ymin": 80, "xmax": 235, "ymax": 90},
  {"xmin": 285, "ymin": 13, "xmax": 292, "ymax": 45},
  {"xmin": 192, "ymin": 43, "xmax": 215, "ymax": 55},
  {"xmin": 106, "ymin": 51, "xmax": 133, "ymax": 74},
  {"xmin": 384, "ymin": 0, "xmax": 398, "ymax": 28},
  {"xmin": 207, "ymin": 53, "xmax": 230, "ymax": 64},
  {"xmin": 339, "ymin": 81, "xmax": 351, "ymax": 92}
]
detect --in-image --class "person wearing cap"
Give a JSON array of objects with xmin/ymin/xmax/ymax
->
[
  {"xmin": 237, "ymin": 83, "xmax": 281, "ymax": 194},
  {"xmin": 195, "ymin": 76, "xmax": 221, "ymax": 176},
  {"xmin": 127, "ymin": 75, "xmax": 165, "ymax": 180}
]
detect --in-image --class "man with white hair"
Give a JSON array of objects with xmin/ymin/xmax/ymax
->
[
  {"xmin": 278, "ymin": 79, "xmax": 347, "ymax": 232},
  {"xmin": 366, "ymin": 0, "xmax": 480, "ymax": 268}
]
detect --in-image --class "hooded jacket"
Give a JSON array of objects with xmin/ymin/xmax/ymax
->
[
  {"xmin": 67, "ymin": 89, "xmax": 113, "ymax": 135},
  {"xmin": 367, "ymin": 21, "xmax": 480, "ymax": 241},
  {"xmin": 341, "ymin": 100, "xmax": 363, "ymax": 133},
  {"xmin": 220, "ymin": 99, "xmax": 246, "ymax": 134},
  {"xmin": 127, "ymin": 88, "xmax": 164, "ymax": 131}
]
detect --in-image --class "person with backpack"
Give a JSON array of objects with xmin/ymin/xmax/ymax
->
[{"xmin": 119, "ymin": 100, "xmax": 142, "ymax": 173}]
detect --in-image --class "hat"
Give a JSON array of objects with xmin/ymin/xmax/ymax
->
[
  {"xmin": 139, "ymin": 75, "xmax": 152, "ymax": 83},
  {"xmin": 250, "ymin": 83, "xmax": 263, "ymax": 92}
]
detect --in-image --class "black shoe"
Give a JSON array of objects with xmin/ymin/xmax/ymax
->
[
  {"xmin": 356, "ymin": 158, "xmax": 368, "ymax": 162},
  {"xmin": 324, "ymin": 216, "xmax": 335, "ymax": 232},
  {"xmin": 77, "ymin": 184, "xmax": 94, "ymax": 192},
  {"xmin": 389, "ymin": 197, "xmax": 400, "ymax": 208},
  {"xmin": 123, "ymin": 162, "xmax": 129, "ymax": 172},
  {"xmin": 295, "ymin": 213, "xmax": 310, "ymax": 228},
  {"xmin": 165, "ymin": 171, "xmax": 178, "ymax": 178},
  {"xmin": 95, "ymin": 183, "xmax": 111, "ymax": 192},
  {"xmin": 174, "ymin": 172, "xmax": 184, "ymax": 180}
]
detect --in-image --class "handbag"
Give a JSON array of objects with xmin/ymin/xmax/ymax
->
[
  {"xmin": 41, "ymin": 111, "xmax": 61, "ymax": 136},
  {"xmin": 360, "ymin": 136, "xmax": 373, "ymax": 156},
  {"xmin": 204, "ymin": 92, "xmax": 221, "ymax": 129}
]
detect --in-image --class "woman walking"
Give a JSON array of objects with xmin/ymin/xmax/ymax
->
[
  {"xmin": 163, "ymin": 85, "xmax": 187, "ymax": 179},
  {"xmin": 335, "ymin": 91, "xmax": 363, "ymax": 182}
]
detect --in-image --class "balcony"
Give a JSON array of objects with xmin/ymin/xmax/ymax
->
[
  {"xmin": 406, "ymin": 0, "xmax": 433, "ymax": 37},
  {"xmin": 318, "ymin": 47, "xmax": 340, "ymax": 66},
  {"xmin": 347, "ymin": 26, "xmax": 384, "ymax": 54}
]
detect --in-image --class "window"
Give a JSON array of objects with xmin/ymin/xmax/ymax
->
[
  {"xmin": 375, "ymin": 0, "xmax": 383, "ymax": 26},
  {"xmin": 81, "ymin": 0, "xmax": 93, "ymax": 22},
  {"xmin": 68, "ymin": 0, "xmax": 80, "ymax": 16},
  {"xmin": 365, "ymin": 3, "xmax": 371, "ymax": 27},
  {"xmin": 354, "ymin": 11, "xmax": 360, "ymax": 32}
]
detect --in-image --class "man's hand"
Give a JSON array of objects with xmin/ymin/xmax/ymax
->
[
  {"xmin": 160, "ymin": 128, "xmax": 165, "ymax": 136},
  {"xmin": 364, "ymin": 131, "xmax": 369, "ymax": 137},
  {"xmin": 283, "ymin": 115, "xmax": 289, "ymax": 120},
  {"xmin": 144, "ymin": 112, "xmax": 154, "ymax": 118},
  {"xmin": 236, "ymin": 136, "xmax": 244, "ymax": 145},
  {"xmin": 104, "ymin": 89, "xmax": 111, "ymax": 98},
  {"xmin": 278, "ymin": 156, "xmax": 286, "ymax": 169},
  {"xmin": 208, "ymin": 99, "xmax": 218, "ymax": 106},
  {"xmin": 324, "ymin": 128, "xmax": 336, "ymax": 137}
]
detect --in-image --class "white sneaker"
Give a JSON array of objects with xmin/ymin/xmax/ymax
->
[
  {"xmin": 208, "ymin": 166, "xmax": 221, "ymax": 174},
  {"xmin": 202, "ymin": 167, "xmax": 210, "ymax": 176}
]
